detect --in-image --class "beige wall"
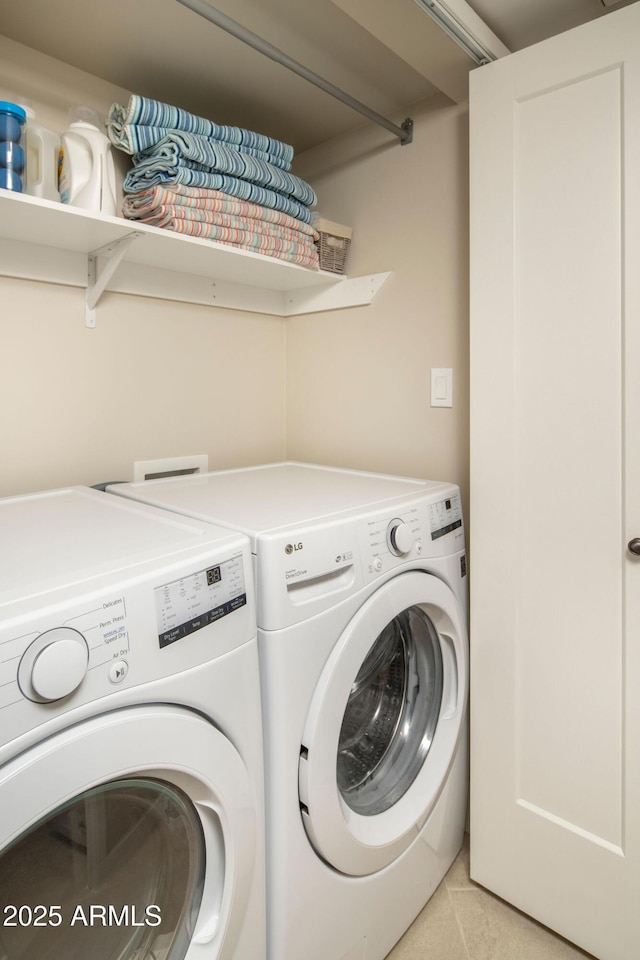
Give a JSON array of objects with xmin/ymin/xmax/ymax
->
[
  {"xmin": 0, "ymin": 37, "xmax": 469, "ymax": 503},
  {"xmin": 0, "ymin": 277, "xmax": 286, "ymax": 496},
  {"xmin": 290, "ymin": 97, "xmax": 470, "ymax": 503}
]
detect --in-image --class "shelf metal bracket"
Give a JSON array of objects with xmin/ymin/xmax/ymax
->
[
  {"xmin": 86, "ymin": 232, "xmax": 143, "ymax": 327},
  {"xmin": 283, "ymin": 272, "xmax": 391, "ymax": 316}
]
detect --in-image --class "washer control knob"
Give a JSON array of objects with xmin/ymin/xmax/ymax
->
[
  {"xmin": 387, "ymin": 519, "xmax": 413, "ymax": 557},
  {"xmin": 19, "ymin": 628, "xmax": 89, "ymax": 703}
]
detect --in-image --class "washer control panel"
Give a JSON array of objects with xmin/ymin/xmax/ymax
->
[
  {"xmin": 259, "ymin": 484, "xmax": 464, "ymax": 630},
  {"xmin": 361, "ymin": 491, "xmax": 464, "ymax": 580},
  {"xmin": 429, "ymin": 494, "xmax": 463, "ymax": 541},
  {"xmin": 386, "ymin": 518, "xmax": 414, "ymax": 556},
  {"xmin": 363, "ymin": 504, "xmax": 421, "ymax": 576}
]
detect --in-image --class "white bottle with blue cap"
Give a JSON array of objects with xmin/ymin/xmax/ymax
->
[{"xmin": 58, "ymin": 105, "xmax": 116, "ymax": 216}]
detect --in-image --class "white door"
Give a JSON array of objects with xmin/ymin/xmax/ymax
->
[
  {"xmin": 0, "ymin": 706, "xmax": 258, "ymax": 960},
  {"xmin": 299, "ymin": 572, "xmax": 468, "ymax": 876},
  {"xmin": 470, "ymin": 5, "xmax": 640, "ymax": 958}
]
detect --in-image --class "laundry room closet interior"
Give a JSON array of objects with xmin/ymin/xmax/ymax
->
[
  {"xmin": 0, "ymin": 3, "xmax": 469, "ymax": 504},
  {"xmin": 3, "ymin": 2, "xmax": 639, "ymax": 959}
]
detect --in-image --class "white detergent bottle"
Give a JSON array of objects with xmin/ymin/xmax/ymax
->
[
  {"xmin": 19, "ymin": 102, "xmax": 61, "ymax": 202},
  {"xmin": 59, "ymin": 105, "xmax": 116, "ymax": 216}
]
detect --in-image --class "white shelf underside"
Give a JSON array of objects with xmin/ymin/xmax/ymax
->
[{"xmin": 0, "ymin": 191, "xmax": 390, "ymax": 319}]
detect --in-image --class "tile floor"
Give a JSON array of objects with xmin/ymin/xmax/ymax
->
[{"xmin": 387, "ymin": 835, "xmax": 595, "ymax": 960}]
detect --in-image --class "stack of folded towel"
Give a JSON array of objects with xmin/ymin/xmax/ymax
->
[
  {"xmin": 107, "ymin": 95, "xmax": 319, "ymax": 268},
  {"xmin": 121, "ymin": 184, "xmax": 319, "ymax": 268}
]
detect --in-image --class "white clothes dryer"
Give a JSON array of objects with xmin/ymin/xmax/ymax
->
[
  {"xmin": 108, "ymin": 463, "xmax": 469, "ymax": 960},
  {"xmin": 0, "ymin": 486, "xmax": 265, "ymax": 960}
]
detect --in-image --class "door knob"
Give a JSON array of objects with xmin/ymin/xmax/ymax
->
[{"xmin": 628, "ymin": 539, "xmax": 640, "ymax": 556}]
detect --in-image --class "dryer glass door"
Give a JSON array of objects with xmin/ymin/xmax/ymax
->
[
  {"xmin": 299, "ymin": 571, "xmax": 468, "ymax": 877},
  {"xmin": 0, "ymin": 778, "xmax": 205, "ymax": 960},
  {"xmin": 0, "ymin": 705, "xmax": 258, "ymax": 960}
]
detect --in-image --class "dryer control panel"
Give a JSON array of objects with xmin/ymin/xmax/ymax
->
[
  {"xmin": 154, "ymin": 553, "xmax": 247, "ymax": 648},
  {"xmin": 0, "ymin": 547, "xmax": 253, "ymax": 751},
  {"xmin": 0, "ymin": 484, "xmax": 257, "ymax": 757}
]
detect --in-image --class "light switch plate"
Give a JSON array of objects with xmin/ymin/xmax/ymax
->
[{"xmin": 430, "ymin": 368, "xmax": 453, "ymax": 407}]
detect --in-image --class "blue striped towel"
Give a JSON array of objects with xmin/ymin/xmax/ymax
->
[
  {"xmin": 108, "ymin": 95, "xmax": 294, "ymax": 167},
  {"xmin": 109, "ymin": 123, "xmax": 292, "ymax": 170},
  {"xmin": 131, "ymin": 132, "xmax": 316, "ymax": 207},
  {"xmin": 123, "ymin": 165, "xmax": 314, "ymax": 224}
]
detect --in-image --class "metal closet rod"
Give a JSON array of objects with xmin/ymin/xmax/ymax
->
[{"xmin": 175, "ymin": 0, "xmax": 414, "ymax": 145}]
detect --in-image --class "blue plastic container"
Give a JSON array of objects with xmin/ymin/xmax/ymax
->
[{"xmin": 0, "ymin": 101, "xmax": 27, "ymax": 193}]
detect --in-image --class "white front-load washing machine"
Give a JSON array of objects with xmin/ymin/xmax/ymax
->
[
  {"xmin": 0, "ymin": 485, "xmax": 265, "ymax": 960},
  {"xmin": 108, "ymin": 463, "xmax": 469, "ymax": 960}
]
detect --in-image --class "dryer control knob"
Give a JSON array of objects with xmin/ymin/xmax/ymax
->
[
  {"xmin": 20, "ymin": 628, "xmax": 89, "ymax": 703},
  {"xmin": 387, "ymin": 520, "xmax": 413, "ymax": 556}
]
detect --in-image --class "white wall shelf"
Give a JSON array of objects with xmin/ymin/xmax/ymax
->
[{"xmin": 0, "ymin": 191, "xmax": 390, "ymax": 324}]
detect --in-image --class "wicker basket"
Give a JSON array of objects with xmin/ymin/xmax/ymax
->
[{"xmin": 314, "ymin": 218, "xmax": 353, "ymax": 274}]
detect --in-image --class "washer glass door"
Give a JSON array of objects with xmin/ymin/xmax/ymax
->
[
  {"xmin": 299, "ymin": 571, "xmax": 468, "ymax": 876},
  {"xmin": 337, "ymin": 604, "xmax": 443, "ymax": 816},
  {"xmin": 0, "ymin": 778, "xmax": 204, "ymax": 960}
]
